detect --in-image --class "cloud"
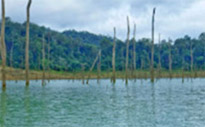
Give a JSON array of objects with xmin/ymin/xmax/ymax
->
[{"xmin": 1, "ymin": 0, "xmax": 205, "ymax": 41}]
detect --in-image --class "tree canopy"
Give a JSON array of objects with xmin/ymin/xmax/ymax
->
[{"xmin": 1, "ymin": 18, "xmax": 205, "ymax": 72}]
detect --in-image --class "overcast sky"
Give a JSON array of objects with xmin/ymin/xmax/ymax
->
[{"xmin": 1, "ymin": 0, "xmax": 205, "ymax": 41}]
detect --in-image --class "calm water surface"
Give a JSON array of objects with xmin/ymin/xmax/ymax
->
[{"xmin": 0, "ymin": 79, "xmax": 205, "ymax": 127}]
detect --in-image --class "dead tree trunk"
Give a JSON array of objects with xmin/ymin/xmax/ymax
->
[
  {"xmin": 168, "ymin": 39, "xmax": 172, "ymax": 78},
  {"xmin": 125, "ymin": 16, "xmax": 130, "ymax": 84},
  {"xmin": 0, "ymin": 0, "xmax": 6, "ymax": 88},
  {"xmin": 25, "ymin": 0, "xmax": 32, "ymax": 86},
  {"xmin": 190, "ymin": 41, "xmax": 193, "ymax": 77},
  {"xmin": 81, "ymin": 64, "xmax": 85, "ymax": 84},
  {"xmin": 42, "ymin": 35, "xmax": 46, "ymax": 85},
  {"xmin": 10, "ymin": 42, "xmax": 14, "ymax": 72},
  {"xmin": 140, "ymin": 58, "xmax": 144, "ymax": 78},
  {"xmin": 97, "ymin": 50, "xmax": 101, "ymax": 81},
  {"xmin": 112, "ymin": 27, "xmax": 116, "ymax": 83},
  {"xmin": 157, "ymin": 33, "xmax": 161, "ymax": 77},
  {"xmin": 151, "ymin": 8, "xmax": 156, "ymax": 82},
  {"xmin": 47, "ymin": 33, "xmax": 51, "ymax": 81},
  {"xmin": 204, "ymin": 44, "xmax": 205, "ymax": 74},
  {"xmin": 182, "ymin": 55, "xmax": 185, "ymax": 83},
  {"xmin": 132, "ymin": 23, "xmax": 136, "ymax": 78},
  {"xmin": 86, "ymin": 50, "xmax": 100, "ymax": 84}
]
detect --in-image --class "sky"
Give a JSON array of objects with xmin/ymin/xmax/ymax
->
[{"xmin": 1, "ymin": 0, "xmax": 205, "ymax": 41}]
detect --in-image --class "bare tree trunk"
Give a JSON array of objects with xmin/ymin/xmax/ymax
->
[
  {"xmin": 0, "ymin": 0, "xmax": 6, "ymax": 88},
  {"xmin": 86, "ymin": 50, "xmax": 100, "ymax": 84},
  {"xmin": 25, "ymin": 0, "xmax": 32, "ymax": 86},
  {"xmin": 125, "ymin": 16, "xmax": 130, "ymax": 84},
  {"xmin": 21, "ymin": 55, "xmax": 24, "ymax": 68},
  {"xmin": 140, "ymin": 58, "xmax": 144, "ymax": 78},
  {"xmin": 112, "ymin": 27, "xmax": 116, "ymax": 83},
  {"xmin": 47, "ymin": 33, "xmax": 51, "ymax": 82},
  {"xmin": 10, "ymin": 42, "xmax": 14, "ymax": 72},
  {"xmin": 38, "ymin": 54, "xmax": 41, "ymax": 70},
  {"xmin": 190, "ymin": 41, "xmax": 193, "ymax": 77},
  {"xmin": 168, "ymin": 39, "xmax": 172, "ymax": 78},
  {"xmin": 151, "ymin": 8, "xmax": 156, "ymax": 83},
  {"xmin": 182, "ymin": 56, "xmax": 185, "ymax": 83},
  {"xmin": 204, "ymin": 44, "xmax": 205, "ymax": 74},
  {"xmin": 157, "ymin": 33, "xmax": 161, "ymax": 77},
  {"xmin": 42, "ymin": 35, "xmax": 46, "ymax": 85},
  {"xmin": 81, "ymin": 64, "xmax": 85, "ymax": 84},
  {"xmin": 132, "ymin": 24, "xmax": 136, "ymax": 78},
  {"xmin": 97, "ymin": 49, "xmax": 101, "ymax": 82}
]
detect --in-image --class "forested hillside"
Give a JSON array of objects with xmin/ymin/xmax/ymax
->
[
  {"xmin": 63, "ymin": 30, "xmax": 113, "ymax": 46},
  {"xmin": 1, "ymin": 18, "xmax": 205, "ymax": 72}
]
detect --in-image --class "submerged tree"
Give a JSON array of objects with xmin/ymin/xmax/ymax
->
[
  {"xmin": 86, "ymin": 50, "xmax": 101, "ymax": 84},
  {"xmin": 204, "ymin": 42, "xmax": 205, "ymax": 72},
  {"xmin": 168, "ymin": 39, "xmax": 172, "ymax": 78},
  {"xmin": 42, "ymin": 35, "xmax": 46, "ymax": 85},
  {"xmin": 81, "ymin": 63, "xmax": 85, "ymax": 84},
  {"xmin": 112, "ymin": 27, "xmax": 116, "ymax": 83},
  {"xmin": 132, "ymin": 24, "xmax": 136, "ymax": 78},
  {"xmin": 10, "ymin": 41, "xmax": 14, "ymax": 72},
  {"xmin": 125, "ymin": 16, "xmax": 130, "ymax": 84},
  {"xmin": 47, "ymin": 32, "xmax": 51, "ymax": 81},
  {"xmin": 97, "ymin": 49, "xmax": 101, "ymax": 82},
  {"xmin": 182, "ymin": 55, "xmax": 185, "ymax": 83},
  {"xmin": 190, "ymin": 39, "xmax": 193, "ymax": 76},
  {"xmin": 0, "ymin": 0, "xmax": 6, "ymax": 88},
  {"xmin": 25, "ymin": 0, "xmax": 32, "ymax": 86},
  {"xmin": 157, "ymin": 33, "xmax": 161, "ymax": 77},
  {"xmin": 151, "ymin": 8, "xmax": 156, "ymax": 82}
]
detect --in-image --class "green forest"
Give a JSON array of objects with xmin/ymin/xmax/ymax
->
[{"xmin": 1, "ymin": 17, "xmax": 205, "ymax": 72}]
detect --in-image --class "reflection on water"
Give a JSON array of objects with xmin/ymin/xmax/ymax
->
[
  {"xmin": 0, "ymin": 79, "xmax": 205, "ymax": 127},
  {"xmin": 0, "ymin": 90, "xmax": 7, "ymax": 127}
]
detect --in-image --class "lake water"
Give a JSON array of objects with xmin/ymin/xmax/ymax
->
[{"xmin": 0, "ymin": 78, "xmax": 205, "ymax": 127}]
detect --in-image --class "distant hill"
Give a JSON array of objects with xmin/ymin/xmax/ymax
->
[
  {"xmin": 0, "ymin": 17, "xmax": 205, "ymax": 72},
  {"xmin": 2, "ymin": 17, "xmax": 115, "ymax": 71},
  {"xmin": 63, "ymin": 30, "xmax": 113, "ymax": 46}
]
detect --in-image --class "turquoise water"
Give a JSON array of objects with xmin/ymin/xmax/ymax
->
[{"xmin": 0, "ymin": 79, "xmax": 205, "ymax": 127}]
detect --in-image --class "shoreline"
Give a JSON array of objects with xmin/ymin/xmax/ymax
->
[{"xmin": 1, "ymin": 67, "xmax": 205, "ymax": 81}]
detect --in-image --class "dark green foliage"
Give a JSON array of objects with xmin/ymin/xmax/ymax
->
[
  {"xmin": 63, "ymin": 30, "xmax": 113, "ymax": 46},
  {"xmin": 1, "ymin": 18, "xmax": 205, "ymax": 72}
]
